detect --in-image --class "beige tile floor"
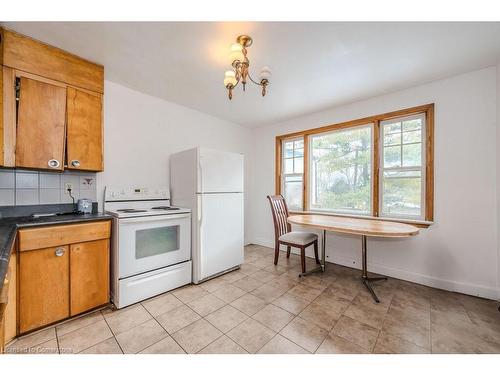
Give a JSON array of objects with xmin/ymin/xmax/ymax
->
[{"xmin": 6, "ymin": 244, "xmax": 500, "ymax": 354}]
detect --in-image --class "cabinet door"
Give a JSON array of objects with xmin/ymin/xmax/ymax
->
[
  {"xmin": 4, "ymin": 251, "xmax": 17, "ymax": 344},
  {"xmin": 19, "ymin": 246, "xmax": 70, "ymax": 333},
  {"xmin": 66, "ymin": 87, "xmax": 103, "ymax": 171},
  {"xmin": 70, "ymin": 239, "xmax": 109, "ymax": 316},
  {"xmin": 16, "ymin": 76, "xmax": 66, "ymax": 170}
]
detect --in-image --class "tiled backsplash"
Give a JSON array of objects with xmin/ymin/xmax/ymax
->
[{"xmin": 0, "ymin": 169, "xmax": 97, "ymax": 206}]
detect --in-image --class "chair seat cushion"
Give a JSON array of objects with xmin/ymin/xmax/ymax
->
[{"xmin": 279, "ymin": 231, "xmax": 318, "ymax": 246}]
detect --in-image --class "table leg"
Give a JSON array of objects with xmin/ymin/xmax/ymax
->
[
  {"xmin": 299, "ymin": 229, "xmax": 326, "ymax": 277},
  {"xmin": 361, "ymin": 235, "xmax": 387, "ymax": 303},
  {"xmin": 321, "ymin": 229, "xmax": 326, "ymax": 271}
]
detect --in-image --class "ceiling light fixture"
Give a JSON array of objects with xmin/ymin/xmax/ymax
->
[{"xmin": 223, "ymin": 35, "xmax": 271, "ymax": 100}]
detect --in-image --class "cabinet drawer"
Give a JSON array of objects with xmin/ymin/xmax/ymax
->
[{"xmin": 18, "ymin": 221, "xmax": 111, "ymax": 251}]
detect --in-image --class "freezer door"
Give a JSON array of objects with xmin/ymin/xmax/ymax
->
[
  {"xmin": 197, "ymin": 148, "xmax": 244, "ymax": 193},
  {"xmin": 197, "ymin": 193, "xmax": 244, "ymax": 282}
]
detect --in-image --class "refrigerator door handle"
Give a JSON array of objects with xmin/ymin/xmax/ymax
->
[
  {"xmin": 198, "ymin": 156, "xmax": 203, "ymax": 194},
  {"xmin": 198, "ymin": 194, "xmax": 203, "ymax": 225}
]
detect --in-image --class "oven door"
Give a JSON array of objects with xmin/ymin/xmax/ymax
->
[{"xmin": 117, "ymin": 213, "xmax": 191, "ymax": 279}]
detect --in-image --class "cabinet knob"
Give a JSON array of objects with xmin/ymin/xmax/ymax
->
[
  {"xmin": 71, "ymin": 160, "xmax": 80, "ymax": 168},
  {"xmin": 55, "ymin": 248, "xmax": 65, "ymax": 257},
  {"xmin": 48, "ymin": 159, "xmax": 60, "ymax": 169}
]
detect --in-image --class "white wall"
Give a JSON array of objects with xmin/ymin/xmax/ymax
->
[
  {"xmin": 97, "ymin": 81, "xmax": 253, "ymax": 243},
  {"xmin": 249, "ymin": 67, "xmax": 499, "ymax": 300}
]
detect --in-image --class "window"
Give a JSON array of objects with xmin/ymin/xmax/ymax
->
[
  {"xmin": 276, "ymin": 104, "xmax": 434, "ymax": 225},
  {"xmin": 281, "ymin": 138, "xmax": 304, "ymax": 210},
  {"xmin": 380, "ymin": 114, "xmax": 425, "ymax": 219},
  {"xmin": 310, "ymin": 125, "xmax": 372, "ymax": 215}
]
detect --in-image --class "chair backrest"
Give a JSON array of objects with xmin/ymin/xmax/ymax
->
[{"xmin": 267, "ymin": 195, "xmax": 291, "ymax": 242}]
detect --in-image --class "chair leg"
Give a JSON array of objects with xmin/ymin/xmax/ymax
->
[
  {"xmin": 274, "ymin": 243, "xmax": 280, "ymax": 265},
  {"xmin": 286, "ymin": 246, "xmax": 291, "ymax": 258},
  {"xmin": 300, "ymin": 247, "xmax": 306, "ymax": 274},
  {"xmin": 313, "ymin": 240, "xmax": 320, "ymax": 265}
]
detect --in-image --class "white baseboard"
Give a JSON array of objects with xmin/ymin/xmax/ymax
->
[{"xmin": 249, "ymin": 237, "xmax": 500, "ymax": 301}]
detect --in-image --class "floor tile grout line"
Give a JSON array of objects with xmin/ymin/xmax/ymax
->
[
  {"xmin": 146, "ymin": 301, "xmax": 197, "ymax": 346},
  {"xmin": 55, "ymin": 326, "xmax": 61, "ymax": 354},
  {"xmin": 132, "ymin": 301, "xmax": 187, "ymax": 354},
  {"xmin": 67, "ymin": 312, "xmax": 117, "ymax": 354},
  {"xmin": 223, "ymin": 314, "xmax": 279, "ymax": 354},
  {"xmin": 101, "ymin": 309, "xmax": 125, "ymax": 354},
  {"xmin": 53, "ymin": 308, "xmax": 109, "ymax": 354},
  {"xmin": 372, "ymin": 286, "xmax": 397, "ymax": 354},
  {"xmin": 140, "ymin": 308, "xmax": 186, "ymax": 354},
  {"xmin": 192, "ymin": 318, "xmax": 233, "ymax": 354}
]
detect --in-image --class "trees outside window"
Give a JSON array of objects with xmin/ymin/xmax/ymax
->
[{"xmin": 310, "ymin": 125, "xmax": 372, "ymax": 215}]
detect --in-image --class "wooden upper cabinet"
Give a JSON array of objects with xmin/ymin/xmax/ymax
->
[
  {"xmin": 16, "ymin": 77, "xmax": 66, "ymax": 171},
  {"xmin": 0, "ymin": 28, "xmax": 104, "ymax": 94},
  {"xmin": 66, "ymin": 87, "xmax": 104, "ymax": 171},
  {"xmin": 0, "ymin": 27, "xmax": 105, "ymax": 171}
]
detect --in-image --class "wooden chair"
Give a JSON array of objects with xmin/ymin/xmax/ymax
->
[{"xmin": 267, "ymin": 195, "xmax": 320, "ymax": 274}]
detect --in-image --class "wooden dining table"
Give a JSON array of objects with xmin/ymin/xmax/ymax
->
[{"xmin": 287, "ymin": 214, "xmax": 419, "ymax": 303}]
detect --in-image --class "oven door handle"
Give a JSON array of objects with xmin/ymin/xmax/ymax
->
[{"xmin": 119, "ymin": 213, "xmax": 191, "ymax": 224}]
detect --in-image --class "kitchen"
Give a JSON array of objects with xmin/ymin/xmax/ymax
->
[
  {"xmin": 0, "ymin": 26, "xmax": 250, "ymax": 352},
  {"xmin": 1, "ymin": 6, "xmax": 500, "ymax": 371}
]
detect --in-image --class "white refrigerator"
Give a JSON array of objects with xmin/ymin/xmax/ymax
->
[{"xmin": 170, "ymin": 147, "xmax": 244, "ymax": 283}]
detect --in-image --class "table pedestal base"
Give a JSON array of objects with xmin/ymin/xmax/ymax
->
[{"xmin": 361, "ymin": 235, "xmax": 387, "ymax": 303}]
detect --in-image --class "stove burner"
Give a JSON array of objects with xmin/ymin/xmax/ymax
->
[
  {"xmin": 117, "ymin": 209, "xmax": 148, "ymax": 213},
  {"xmin": 151, "ymin": 206, "xmax": 180, "ymax": 210}
]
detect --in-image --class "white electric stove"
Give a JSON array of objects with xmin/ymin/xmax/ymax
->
[{"xmin": 104, "ymin": 187, "xmax": 192, "ymax": 309}]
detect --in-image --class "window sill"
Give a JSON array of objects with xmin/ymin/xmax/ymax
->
[{"xmin": 288, "ymin": 210, "xmax": 433, "ymax": 228}]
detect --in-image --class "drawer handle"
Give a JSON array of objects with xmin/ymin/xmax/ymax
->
[
  {"xmin": 71, "ymin": 160, "xmax": 80, "ymax": 168},
  {"xmin": 48, "ymin": 159, "xmax": 60, "ymax": 169},
  {"xmin": 55, "ymin": 248, "xmax": 65, "ymax": 257}
]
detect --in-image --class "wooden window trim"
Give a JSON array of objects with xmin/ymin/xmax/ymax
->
[{"xmin": 275, "ymin": 103, "xmax": 434, "ymax": 227}]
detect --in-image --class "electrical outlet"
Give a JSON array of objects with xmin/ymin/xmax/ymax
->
[{"xmin": 64, "ymin": 183, "xmax": 74, "ymax": 194}]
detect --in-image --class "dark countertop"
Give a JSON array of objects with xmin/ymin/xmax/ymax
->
[{"xmin": 0, "ymin": 212, "xmax": 112, "ymax": 292}]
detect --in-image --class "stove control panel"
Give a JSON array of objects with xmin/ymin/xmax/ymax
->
[{"xmin": 105, "ymin": 187, "xmax": 169, "ymax": 201}]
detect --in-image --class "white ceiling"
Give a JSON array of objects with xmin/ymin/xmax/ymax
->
[{"xmin": 3, "ymin": 22, "xmax": 500, "ymax": 127}]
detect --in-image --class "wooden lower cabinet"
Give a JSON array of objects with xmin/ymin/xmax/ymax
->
[
  {"xmin": 70, "ymin": 239, "xmax": 109, "ymax": 315},
  {"xmin": 19, "ymin": 246, "xmax": 70, "ymax": 333},
  {"xmin": 0, "ymin": 314, "xmax": 4, "ymax": 353},
  {"xmin": 17, "ymin": 221, "xmax": 111, "ymax": 335},
  {"xmin": 4, "ymin": 251, "xmax": 17, "ymax": 344}
]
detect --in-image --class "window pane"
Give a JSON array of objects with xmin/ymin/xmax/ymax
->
[
  {"xmin": 385, "ymin": 122, "xmax": 401, "ymax": 134},
  {"xmin": 294, "ymin": 157, "xmax": 303, "ymax": 173},
  {"xmin": 284, "ymin": 175, "xmax": 303, "ymax": 210},
  {"xmin": 382, "ymin": 171, "xmax": 421, "ymax": 217},
  {"xmin": 383, "ymin": 145, "xmax": 401, "ymax": 168},
  {"xmin": 294, "ymin": 148, "xmax": 304, "ymax": 158},
  {"xmin": 294, "ymin": 139, "xmax": 304, "ymax": 149},
  {"xmin": 381, "ymin": 113, "xmax": 426, "ymax": 220},
  {"xmin": 403, "ymin": 119, "xmax": 422, "ymax": 131},
  {"xmin": 384, "ymin": 132, "xmax": 401, "ymax": 146},
  {"xmin": 402, "ymin": 143, "xmax": 421, "ymax": 167},
  {"xmin": 285, "ymin": 158, "xmax": 294, "ymax": 174},
  {"xmin": 284, "ymin": 142, "xmax": 294, "ymax": 158},
  {"xmin": 403, "ymin": 129, "xmax": 421, "ymax": 144},
  {"xmin": 310, "ymin": 126, "xmax": 371, "ymax": 214}
]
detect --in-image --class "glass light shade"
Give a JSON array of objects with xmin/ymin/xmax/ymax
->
[
  {"xmin": 229, "ymin": 43, "xmax": 244, "ymax": 63},
  {"xmin": 259, "ymin": 66, "xmax": 272, "ymax": 81},
  {"xmin": 224, "ymin": 70, "xmax": 237, "ymax": 87}
]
